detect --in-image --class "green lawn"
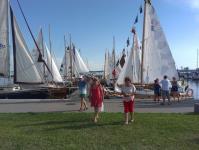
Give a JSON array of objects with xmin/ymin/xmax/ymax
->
[{"xmin": 0, "ymin": 113, "xmax": 199, "ymax": 150}]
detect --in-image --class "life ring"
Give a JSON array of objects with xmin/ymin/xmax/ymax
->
[{"xmin": 186, "ymin": 89, "xmax": 193, "ymax": 97}]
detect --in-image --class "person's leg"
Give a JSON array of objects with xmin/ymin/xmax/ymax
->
[
  {"xmin": 129, "ymin": 101, "xmax": 134, "ymax": 122},
  {"xmin": 125, "ymin": 113, "xmax": 129, "ymax": 124},
  {"xmin": 93, "ymin": 107, "xmax": 99, "ymax": 123},
  {"xmin": 123, "ymin": 101, "xmax": 129, "ymax": 124},
  {"xmin": 167, "ymin": 91, "xmax": 171, "ymax": 104},
  {"xmin": 161, "ymin": 91, "xmax": 166, "ymax": 105},
  {"xmin": 82, "ymin": 96, "xmax": 88, "ymax": 110},
  {"xmin": 80, "ymin": 96, "xmax": 84, "ymax": 111},
  {"xmin": 177, "ymin": 92, "xmax": 180, "ymax": 102}
]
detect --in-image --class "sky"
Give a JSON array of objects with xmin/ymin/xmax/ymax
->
[{"xmin": 10, "ymin": 0, "xmax": 199, "ymax": 70}]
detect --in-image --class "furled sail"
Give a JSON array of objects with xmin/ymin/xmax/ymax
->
[
  {"xmin": 45, "ymin": 44, "xmax": 63, "ymax": 82},
  {"xmin": 115, "ymin": 32, "xmax": 141, "ymax": 92},
  {"xmin": 11, "ymin": 9, "xmax": 43, "ymax": 84},
  {"xmin": 0, "ymin": 0, "xmax": 9, "ymax": 77},
  {"xmin": 142, "ymin": 2, "xmax": 178, "ymax": 83}
]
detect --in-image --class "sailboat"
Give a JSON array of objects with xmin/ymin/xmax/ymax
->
[
  {"xmin": 0, "ymin": 0, "xmax": 50, "ymax": 98},
  {"xmin": 115, "ymin": 0, "xmax": 179, "ymax": 97},
  {"xmin": 60, "ymin": 38, "xmax": 89, "ymax": 81},
  {"xmin": 0, "ymin": 0, "xmax": 66, "ymax": 99},
  {"xmin": 32, "ymin": 28, "xmax": 68, "ymax": 98}
]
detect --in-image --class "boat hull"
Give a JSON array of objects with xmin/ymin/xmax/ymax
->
[{"xmin": 0, "ymin": 88, "xmax": 49, "ymax": 99}]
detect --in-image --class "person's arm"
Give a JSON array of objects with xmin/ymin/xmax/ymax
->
[
  {"xmin": 131, "ymin": 84, "xmax": 136, "ymax": 96},
  {"xmin": 117, "ymin": 83, "xmax": 123, "ymax": 88}
]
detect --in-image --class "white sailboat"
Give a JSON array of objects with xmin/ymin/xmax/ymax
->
[
  {"xmin": 60, "ymin": 41, "xmax": 89, "ymax": 80},
  {"xmin": 115, "ymin": 30, "xmax": 141, "ymax": 92},
  {"xmin": 0, "ymin": 0, "xmax": 67, "ymax": 99},
  {"xmin": 115, "ymin": 0, "xmax": 179, "ymax": 97},
  {"xmin": 141, "ymin": 0, "xmax": 178, "ymax": 84}
]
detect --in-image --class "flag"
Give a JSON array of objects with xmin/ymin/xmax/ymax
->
[
  {"xmin": 127, "ymin": 37, "xmax": 130, "ymax": 47},
  {"xmin": 120, "ymin": 53, "xmax": 126, "ymax": 68},
  {"xmin": 131, "ymin": 27, "xmax": 136, "ymax": 34},
  {"xmin": 134, "ymin": 15, "xmax": 138, "ymax": 24},
  {"xmin": 139, "ymin": 5, "xmax": 143, "ymax": 14},
  {"xmin": 72, "ymin": 44, "xmax": 76, "ymax": 62}
]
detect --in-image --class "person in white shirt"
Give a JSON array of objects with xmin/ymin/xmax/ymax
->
[
  {"xmin": 160, "ymin": 75, "xmax": 171, "ymax": 105},
  {"xmin": 117, "ymin": 77, "xmax": 136, "ymax": 125}
]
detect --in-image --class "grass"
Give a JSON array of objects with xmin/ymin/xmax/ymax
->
[{"xmin": 0, "ymin": 113, "xmax": 199, "ymax": 150}]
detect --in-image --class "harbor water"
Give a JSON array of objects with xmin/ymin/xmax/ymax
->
[{"xmin": 188, "ymin": 80, "xmax": 199, "ymax": 100}]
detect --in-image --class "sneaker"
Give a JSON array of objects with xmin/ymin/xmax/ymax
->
[{"xmin": 130, "ymin": 119, "xmax": 134, "ymax": 123}]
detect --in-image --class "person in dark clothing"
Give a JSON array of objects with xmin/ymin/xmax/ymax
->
[
  {"xmin": 171, "ymin": 77, "xmax": 180, "ymax": 102},
  {"xmin": 153, "ymin": 78, "xmax": 161, "ymax": 102}
]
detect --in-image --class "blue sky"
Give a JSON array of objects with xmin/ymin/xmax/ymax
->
[{"xmin": 10, "ymin": 0, "xmax": 199, "ymax": 70}]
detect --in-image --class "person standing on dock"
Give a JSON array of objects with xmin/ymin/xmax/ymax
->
[
  {"xmin": 78, "ymin": 76, "xmax": 88, "ymax": 111},
  {"xmin": 117, "ymin": 77, "xmax": 136, "ymax": 125},
  {"xmin": 160, "ymin": 75, "xmax": 172, "ymax": 105},
  {"xmin": 171, "ymin": 77, "xmax": 180, "ymax": 102},
  {"xmin": 153, "ymin": 78, "xmax": 161, "ymax": 102}
]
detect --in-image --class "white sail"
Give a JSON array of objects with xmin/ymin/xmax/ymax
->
[
  {"xmin": 142, "ymin": 2, "xmax": 178, "ymax": 83},
  {"xmin": 12, "ymin": 14, "xmax": 43, "ymax": 83},
  {"xmin": 0, "ymin": 0, "xmax": 9, "ymax": 77},
  {"xmin": 60, "ymin": 49, "xmax": 70, "ymax": 79},
  {"xmin": 115, "ymin": 33, "xmax": 140, "ymax": 91},
  {"xmin": 32, "ymin": 29, "xmax": 45, "ymax": 76},
  {"xmin": 45, "ymin": 44, "xmax": 63, "ymax": 82},
  {"xmin": 133, "ymin": 32, "xmax": 142, "ymax": 83},
  {"xmin": 73, "ymin": 49, "xmax": 89, "ymax": 74}
]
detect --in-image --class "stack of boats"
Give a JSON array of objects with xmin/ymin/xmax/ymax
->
[{"xmin": 0, "ymin": 0, "xmax": 89, "ymax": 99}]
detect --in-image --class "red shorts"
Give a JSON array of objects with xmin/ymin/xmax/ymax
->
[{"xmin": 123, "ymin": 100, "xmax": 134, "ymax": 113}]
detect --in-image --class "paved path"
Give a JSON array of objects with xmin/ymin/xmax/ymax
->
[{"xmin": 0, "ymin": 98, "xmax": 197, "ymax": 113}]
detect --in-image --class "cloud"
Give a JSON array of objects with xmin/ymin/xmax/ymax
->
[
  {"xmin": 186, "ymin": 0, "xmax": 199, "ymax": 9},
  {"xmin": 165, "ymin": 0, "xmax": 199, "ymax": 10}
]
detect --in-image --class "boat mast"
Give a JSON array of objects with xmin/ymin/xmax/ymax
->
[
  {"xmin": 10, "ymin": 7, "xmax": 17, "ymax": 83},
  {"xmin": 197, "ymin": 49, "xmax": 198, "ymax": 69},
  {"xmin": 40, "ymin": 28, "xmax": 45, "ymax": 80},
  {"xmin": 113, "ymin": 36, "xmax": 116, "ymax": 82},
  {"xmin": 48, "ymin": 25, "xmax": 53, "ymax": 82},
  {"xmin": 69, "ymin": 34, "xmax": 73, "ymax": 81},
  {"xmin": 103, "ymin": 51, "xmax": 106, "ymax": 79},
  {"xmin": 141, "ymin": 0, "xmax": 150, "ymax": 84},
  {"xmin": 64, "ymin": 35, "xmax": 67, "ymax": 80}
]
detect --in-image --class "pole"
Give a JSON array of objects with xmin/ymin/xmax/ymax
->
[
  {"xmin": 141, "ymin": 0, "xmax": 148, "ymax": 85},
  {"xmin": 197, "ymin": 49, "xmax": 198, "ymax": 69},
  {"xmin": 69, "ymin": 34, "xmax": 73, "ymax": 81},
  {"xmin": 113, "ymin": 36, "xmax": 116, "ymax": 82},
  {"xmin": 49, "ymin": 25, "xmax": 53, "ymax": 82},
  {"xmin": 64, "ymin": 35, "xmax": 67, "ymax": 80}
]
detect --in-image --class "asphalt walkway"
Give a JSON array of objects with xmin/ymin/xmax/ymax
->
[{"xmin": 0, "ymin": 97, "xmax": 197, "ymax": 113}]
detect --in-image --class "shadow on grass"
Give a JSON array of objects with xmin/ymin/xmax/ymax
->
[
  {"xmin": 43, "ymin": 121, "xmax": 123, "ymax": 131},
  {"xmin": 16, "ymin": 114, "xmax": 123, "ymax": 131}
]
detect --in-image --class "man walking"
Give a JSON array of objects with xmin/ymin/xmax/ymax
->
[{"xmin": 160, "ymin": 75, "xmax": 172, "ymax": 105}]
